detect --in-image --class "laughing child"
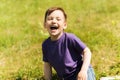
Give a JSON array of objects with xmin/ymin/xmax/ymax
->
[{"xmin": 42, "ymin": 7, "xmax": 96, "ymax": 80}]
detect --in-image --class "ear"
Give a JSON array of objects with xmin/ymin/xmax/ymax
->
[{"xmin": 63, "ymin": 22, "xmax": 67, "ymax": 29}]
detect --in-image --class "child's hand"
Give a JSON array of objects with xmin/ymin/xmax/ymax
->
[{"xmin": 77, "ymin": 70, "xmax": 87, "ymax": 80}]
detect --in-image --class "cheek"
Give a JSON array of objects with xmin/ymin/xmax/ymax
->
[
  {"xmin": 46, "ymin": 21, "xmax": 51, "ymax": 26},
  {"xmin": 44, "ymin": 23, "xmax": 49, "ymax": 29},
  {"xmin": 45, "ymin": 21, "xmax": 50, "ymax": 25},
  {"xmin": 61, "ymin": 22, "xmax": 66, "ymax": 26}
]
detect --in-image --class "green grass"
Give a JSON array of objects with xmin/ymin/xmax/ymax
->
[{"xmin": 0, "ymin": 0, "xmax": 120, "ymax": 80}]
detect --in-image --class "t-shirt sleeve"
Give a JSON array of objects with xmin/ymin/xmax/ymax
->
[
  {"xmin": 68, "ymin": 34, "xmax": 86, "ymax": 53},
  {"xmin": 42, "ymin": 43, "xmax": 48, "ymax": 62}
]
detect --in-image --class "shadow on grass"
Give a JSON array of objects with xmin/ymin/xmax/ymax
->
[
  {"xmin": 15, "ymin": 74, "xmax": 58, "ymax": 80},
  {"xmin": 109, "ymin": 62, "xmax": 120, "ymax": 75},
  {"xmin": 39, "ymin": 74, "xmax": 59, "ymax": 80}
]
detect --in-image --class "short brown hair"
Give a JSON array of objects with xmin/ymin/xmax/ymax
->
[{"xmin": 44, "ymin": 7, "xmax": 67, "ymax": 23}]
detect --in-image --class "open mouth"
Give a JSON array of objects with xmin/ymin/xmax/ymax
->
[{"xmin": 50, "ymin": 26, "xmax": 59, "ymax": 30}]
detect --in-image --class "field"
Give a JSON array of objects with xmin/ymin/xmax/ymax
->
[{"xmin": 0, "ymin": 0, "xmax": 120, "ymax": 80}]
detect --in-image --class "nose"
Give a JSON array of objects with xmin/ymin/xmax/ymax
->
[{"xmin": 52, "ymin": 18, "xmax": 57, "ymax": 24}]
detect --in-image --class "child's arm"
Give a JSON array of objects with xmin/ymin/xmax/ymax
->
[
  {"xmin": 77, "ymin": 47, "xmax": 91, "ymax": 80},
  {"xmin": 44, "ymin": 62, "xmax": 52, "ymax": 80}
]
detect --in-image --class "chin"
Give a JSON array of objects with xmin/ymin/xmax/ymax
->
[
  {"xmin": 50, "ymin": 33, "xmax": 58, "ymax": 36},
  {"xmin": 50, "ymin": 32, "xmax": 60, "ymax": 36}
]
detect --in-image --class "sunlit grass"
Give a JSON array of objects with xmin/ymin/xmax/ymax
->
[{"xmin": 0, "ymin": 0, "xmax": 120, "ymax": 79}]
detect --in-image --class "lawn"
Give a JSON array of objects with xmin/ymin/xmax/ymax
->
[{"xmin": 0, "ymin": 0, "xmax": 120, "ymax": 80}]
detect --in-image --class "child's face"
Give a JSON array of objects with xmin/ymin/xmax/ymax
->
[{"xmin": 44, "ymin": 10, "xmax": 67, "ymax": 38}]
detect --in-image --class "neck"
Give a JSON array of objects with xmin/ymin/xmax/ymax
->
[{"xmin": 50, "ymin": 32, "xmax": 64, "ymax": 41}]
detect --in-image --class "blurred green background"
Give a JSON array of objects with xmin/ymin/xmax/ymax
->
[{"xmin": 0, "ymin": 0, "xmax": 120, "ymax": 79}]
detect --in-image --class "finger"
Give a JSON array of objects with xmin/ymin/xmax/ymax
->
[{"xmin": 77, "ymin": 77, "xmax": 82, "ymax": 80}]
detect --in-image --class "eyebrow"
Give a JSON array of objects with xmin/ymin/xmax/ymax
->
[{"xmin": 47, "ymin": 16, "xmax": 62, "ymax": 18}]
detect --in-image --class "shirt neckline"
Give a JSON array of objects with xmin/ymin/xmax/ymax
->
[{"xmin": 49, "ymin": 32, "xmax": 65, "ymax": 44}]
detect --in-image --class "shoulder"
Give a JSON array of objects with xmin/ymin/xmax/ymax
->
[
  {"xmin": 65, "ymin": 32, "xmax": 80, "ymax": 42},
  {"xmin": 65, "ymin": 32, "xmax": 86, "ymax": 45},
  {"xmin": 64, "ymin": 32, "xmax": 83, "ymax": 44},
  {"xmin": 65, "ymin": 33, "xmax": 86, "ymax": 51},
  {"xmin": 42, "ymin": 37, "xmax": 50, "ymax": 47},
  {"xmin": 65, "ymin": 32, "xmax": 77, "ymax": 39}
]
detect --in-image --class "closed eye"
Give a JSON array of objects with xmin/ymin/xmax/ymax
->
[
  {"xmin": 57, "ymin": 18, "xmax": 61, "ymax": 21},
  {"xmin": 47, "ymin": 17, "xmax": 61, "ymax": 21},
  {"xmin": 47, "ymin": 17, "xmax": 53, "ymax": 20}
]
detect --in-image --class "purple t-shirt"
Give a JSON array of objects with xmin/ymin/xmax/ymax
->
[{"xmin": 42, "ymin": 32, "xmax": 86, "ymax": 78}]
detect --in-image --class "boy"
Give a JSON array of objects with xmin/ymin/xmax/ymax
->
[{"xmin": 42, "ymin": 7, "xmax": 96, "ymax": 80}]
